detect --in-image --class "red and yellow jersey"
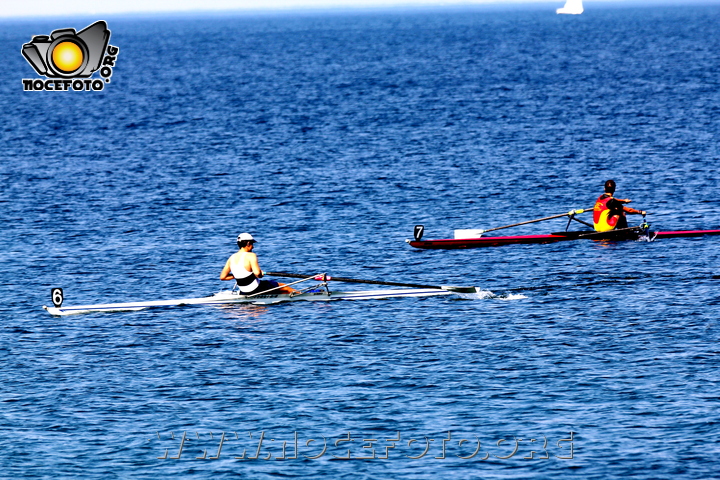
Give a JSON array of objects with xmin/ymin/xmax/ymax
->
[{"xmin": 593, "ymin": 194, "xmax": 619, "ymax": 232}]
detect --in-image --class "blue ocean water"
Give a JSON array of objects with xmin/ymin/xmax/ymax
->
[{"xmin": 1, "ymin": 4, "xmax": 720, "ymax": 478}]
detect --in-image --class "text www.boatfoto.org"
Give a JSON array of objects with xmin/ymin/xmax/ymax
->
[{"xmin": 152, "ymin": 430, "xmax": 575, "ymax": 461}]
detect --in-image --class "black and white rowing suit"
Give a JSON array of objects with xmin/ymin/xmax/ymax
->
[
  {"xmin": 230, "ymin": 251, "xmax": 279, "ymax": 295},
  {"xmin": 230, "ymin": 252, "xmax": 260, "ymax": 293}
]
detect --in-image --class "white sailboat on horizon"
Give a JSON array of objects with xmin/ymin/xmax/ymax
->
[{"xmin": 557, "ymin": 0, "xmax": 584, "ymax": 14}]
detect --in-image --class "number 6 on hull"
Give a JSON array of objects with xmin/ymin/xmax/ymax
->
[{"xmin": 51, "ymin": 288, "xmax": 64, "ymax": 308}]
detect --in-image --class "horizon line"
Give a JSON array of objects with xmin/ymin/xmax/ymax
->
[{"xmin": 2, "ymin": 0, "xmax": 719, "ymax": 20}]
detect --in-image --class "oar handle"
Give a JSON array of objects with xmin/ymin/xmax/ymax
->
[
  {"xmin": 266, "ymin": 271, "xmax": 439, "ymax": 289},
  {"xmin": 264, "ymin": 271, "xmax": 476, "ymax": 293},
  {"xmin": 245, "ymin": 273, "xmax": 322, "ymax": 298}
]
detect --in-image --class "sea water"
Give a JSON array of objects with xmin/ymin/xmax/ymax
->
[{"xmin": 1, "ymin": 4, "xmax": 719, "ymax": 478}]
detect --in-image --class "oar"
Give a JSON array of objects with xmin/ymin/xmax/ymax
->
[
  {"xmin": 573, "ymin": 225, "xmax": 646, "ymax": 239},
  {"xmin": 245, "ymin": 274, "xmax": 320, "ymax": 298},
  {"xmin": 264, "ymin": 271, "xmax": 477, "ymax": 294},
  {"xmin": 477, "ymin": 208, "xmax": 593, "ymax": 235}
]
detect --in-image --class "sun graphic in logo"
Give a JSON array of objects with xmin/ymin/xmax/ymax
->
[{"xmin": 51, "ymin": 41, "xmax": 84, "ymax": 73}]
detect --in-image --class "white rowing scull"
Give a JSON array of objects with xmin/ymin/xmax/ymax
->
[{"xmin": 43, "ymin": 273, "xmax": 480, "ymax": 316}]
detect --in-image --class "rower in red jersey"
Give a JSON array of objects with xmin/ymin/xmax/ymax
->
[{"xmin": 593, "ymin": 179, "xmax": 647, "ymax": 232}]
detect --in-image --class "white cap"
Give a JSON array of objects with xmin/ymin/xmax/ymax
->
[{"xmin": 237, "ymin": 233, "xmax": 256, "ymax": 243}]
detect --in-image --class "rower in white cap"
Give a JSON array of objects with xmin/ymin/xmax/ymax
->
[{"xmin": 220, "ymin": 233, "xmax": 298, "ymax": 295}]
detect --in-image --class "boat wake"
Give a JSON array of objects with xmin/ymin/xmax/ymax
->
[
  {"xmin": 454, "ymin": 290, "xmax": 527, "ymax": 301},
  {"xmin": 458, "ymin": 289, "xmax": 494, "ymax": 300},
  {"xmin": 499, "ymin": 293, "xmax": 529, "ymax": 300},
  {"xmin": 637, "ymin": 232, "xmax": 658, "ymax": 242}
]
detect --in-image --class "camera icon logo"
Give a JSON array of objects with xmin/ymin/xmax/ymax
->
[{"xmin": 22, "ymin": 21, "xmax": 110, "ymax": 78}]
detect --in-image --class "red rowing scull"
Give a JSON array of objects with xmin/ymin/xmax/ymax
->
[{"xmin": 407, "ymin": 227, "xmax": 720, "ymax": 250}]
